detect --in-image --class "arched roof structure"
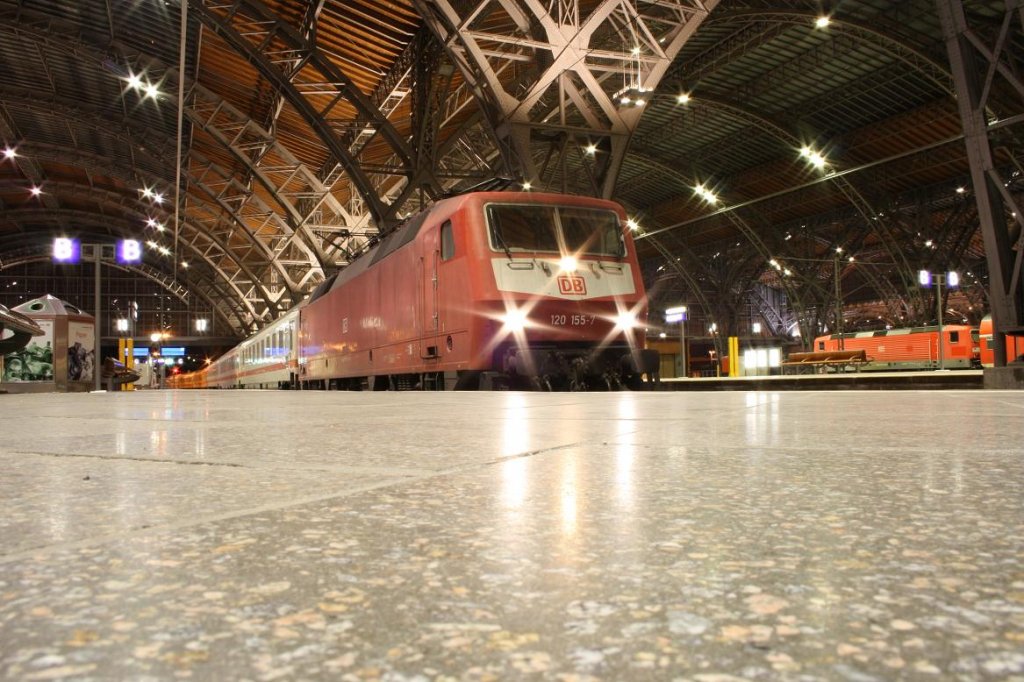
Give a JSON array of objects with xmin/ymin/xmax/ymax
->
[{"xmin": 1, "ymin": 0, "xmax": 1020, "ymax": 342}]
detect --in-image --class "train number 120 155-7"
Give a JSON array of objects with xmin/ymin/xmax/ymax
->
[{"xmin": 550, "ymin": 314, "xmax": 596, "ymax": 326}]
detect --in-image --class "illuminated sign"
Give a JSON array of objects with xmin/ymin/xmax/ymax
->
[
  {"xmin": 53, "ymin": 237, "xmax": 81, "ymax": 264},
  {"xmin": 665, "ymin": 306, "xmax": 688, "ymax": 323},
  {"xmin": 117, "ymin": 239, "xmax": 143, "ymax": 264},
  {"xmin": 133, "ymin": 346, "xmax": 185, "ymax": 358}
]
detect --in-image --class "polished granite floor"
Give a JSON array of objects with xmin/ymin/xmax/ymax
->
[{"xmin": 1, "ymin": 389, "xmax": 1022, "ymax": 681}]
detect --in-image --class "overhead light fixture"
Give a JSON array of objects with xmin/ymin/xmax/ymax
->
[
  {"xmin": 2, "ymin": 147, "xmax": 16, "ymax": 160},
  {"xmin": 29, "ymin": 186, "xmax": 42, "ymax": 196},
  {"xmin": 799, "ymin": 146, "xmax": 827, "ymax": 169},
  {"xmin": 126, "ymin": 72, "xmax": 143, "ymax": 90},
  {"xmin": 585, "ymin": 144, "xmax": 597, "ymax": 155},
  {"xmin": 694, "ymin": 183, "xmax": 718, "ymax": 204},
  {"xmin": 144, "ymin": 83, "xmax": 160, "ymax": 99},
  {"xmin": 676, "ymin": 93, "xmax": 690, "ymax": 104},
  {"xmin": 626, "ymin": 218, "xmax": 639, "ymax": 231},
  {"xmin": 815, "ymin": 16, "xmax": 831, "ymax": 28},
  {"xmin": 522, "ymin": 181, "xmax": 532, "ymax": 190}
]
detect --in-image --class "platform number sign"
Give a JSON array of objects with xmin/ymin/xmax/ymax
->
[
  {"xmin": 53, "ymin": 237, "xmax": 81, "ymax": 264},
  {"xmin": 117, "ymin": 239, "xmax": 143, "ymax": 264}
]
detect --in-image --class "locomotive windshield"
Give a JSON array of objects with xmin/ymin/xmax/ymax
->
[{"xmin": 486, "ymin": 204, "xmax": 625, "ymax": 257}]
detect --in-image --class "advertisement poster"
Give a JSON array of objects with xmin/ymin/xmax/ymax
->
[
  {"xmin": 2, "ymin": 320, "xmax": 54, "ymax": 382},
  {"xmin": 67, "ymin": 321, "xmax": 95, "ymax": 382}
]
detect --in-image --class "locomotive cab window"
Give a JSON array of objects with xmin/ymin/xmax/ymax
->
[
  {"xmin": 440, "ymin": 221, "xmax": 455, "ymax": 261},
  {"xmin": 486, "ymin": 204, "xmax": 624, "ymax": 257},
  {"xmin": 948, "ymin": 330, "xmax": 960, "ymax": 344}
]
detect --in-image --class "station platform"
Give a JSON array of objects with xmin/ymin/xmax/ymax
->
[
  {"xmin": 661, "ymin": 369, "xmax": 984, "ymax": 391},
  {"xmin": 2, "ymin": 389, "xmax": 1022, "ymax": 679}
]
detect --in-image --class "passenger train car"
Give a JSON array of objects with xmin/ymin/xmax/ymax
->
[
  {"xmin": 813, "ymin": 324, "xmax": 978, "ymax": 370},
  {"xmin": 169, "ymin": 191, "xmax": 649, "ymax": 391},
  {"xmin": 978, "ymin": 314, "xmax": 1024, "ymax": 367}
]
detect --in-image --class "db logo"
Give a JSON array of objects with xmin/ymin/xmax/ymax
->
[{"xmin": 557, "ymin": 274, "xmax": 587, "ymax": 296}]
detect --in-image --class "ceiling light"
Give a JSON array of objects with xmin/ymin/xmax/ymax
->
[
  {"xmin": 29, "ymin": 186, "xmax": 42, "ymax": 196},
  {"xmin": 126, "ymin": 73, "xmax": 143, "ymax": 90},
  {"xmin": 147, "ymin": 218, "xmax": 158, "ymax": 228},
  {"xmin": 2, "ymin": 147, "xmax": 16, "ymax": 160},
  {"xmin": 521, "ymin": 181, "xmax": 532, "ymax": 190},
  {"xmin": 956, "ymin": 186, "xmax": 965, "ymax": 194},
  {"xmin": 627, "ymin": 218, "xmax": 639, "ymax": 231},
  {"xmin": 800, "ymin": 146, "xmax": 827, "ymax": 169},
  {"xmin": 585, "ymin": 144, "xmax": 597, "ymax": 155},
  {"xmin": 144, "ymin": 83, "xmax": 160, "ymax": 99},
  {"xmin": 676, "ymin": 93, "xmax": 690, "ymax": 104},
  {"xmin": 153, "ymin": 192, "xmax": 164, "ymax": 204},
  {"xmin": 815, "ymin": 16, "xmax": 831, "ymax": 28},
  {"xmin": 694, "ymin": 183, "xmax": 718, "ymax": 204}
]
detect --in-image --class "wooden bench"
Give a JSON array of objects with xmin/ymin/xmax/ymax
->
[
  {"xmin": 781, "ymin": 349, "xmax": 871, "ymax": 374},
  {"xmin": 102, "ymin": 357, "xmax": 141, "ymax": 390}
]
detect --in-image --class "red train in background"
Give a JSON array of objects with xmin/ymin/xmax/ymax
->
[
  {"xmin": 978, "ymin": 314, "xmax": 1024, "ymax": 367},
  {"xmin": 170, "ymin": 191, "xmax": 650, "ymax": 391},
  {"xmin": 813, "ymin": 324, "xmax": 979, "ymax": 370}
]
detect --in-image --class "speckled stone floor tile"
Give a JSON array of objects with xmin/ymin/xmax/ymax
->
[{"xmin": 1, "ymin": 389, "xmax": 1022, "ymax": 681}]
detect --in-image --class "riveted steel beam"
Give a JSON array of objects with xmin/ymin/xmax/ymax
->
[
  {"xmin": 415, "ymin": 0, "xmax": 719, "ymax": 196},
  {"xmin": 190, "ymin": 0, "xmax": 442, "ymax": 228},
  {"xmin": 938, "ymin": 0, "xmax": 1024, "ymax": 368}
]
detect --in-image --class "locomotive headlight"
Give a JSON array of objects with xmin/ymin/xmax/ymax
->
[
  {"xmin": 614, "ymin": 311, "xmax": 639, "ymax": 330},
  {"xmin": 502, "ymin": 308, "xmax": 529, "ymax": 332},
  {"xmin": 559, "ymin": 256, "xmax": 578, "ymax": 272}
]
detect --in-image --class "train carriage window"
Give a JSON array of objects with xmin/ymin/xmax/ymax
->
[
  {"xmin": 441, "ymin": 221, "xmax": 455, "ymax": 260},
  {"xmin": 818, "ymin": 341, "xmax": 825, "ymax": 350},
  {"xmin": 949, "ymin": 330, "xmax": 960, "ymax": 343}
]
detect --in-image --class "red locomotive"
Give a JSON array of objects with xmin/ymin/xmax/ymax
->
[
  {"xmin": 170, "ymin": 191, "xmax": 649, "ymax": 390},
  {"xmin": 812, "ymin": 324, "xmax": 979, "ymax": 370},
  {"xmin": 978, "ymin": 314, "xmax": 1024, "ymax": 367}
]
